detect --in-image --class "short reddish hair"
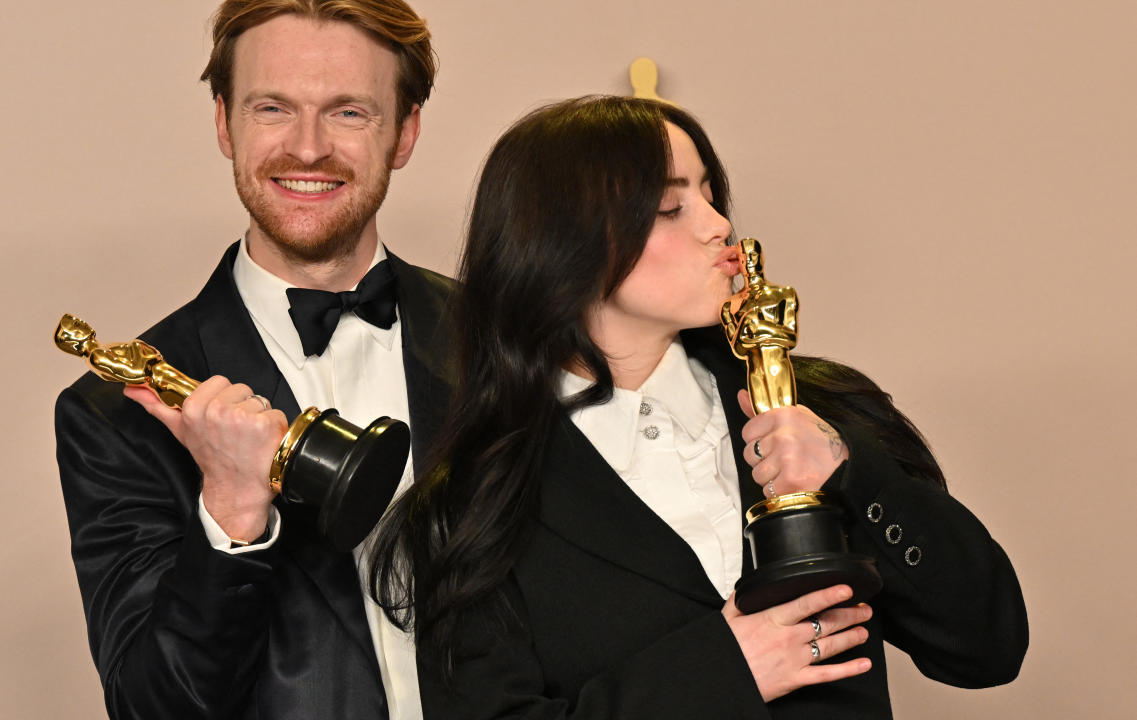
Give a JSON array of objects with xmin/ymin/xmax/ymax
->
[{"xmin": 201, "ymin": 0, "xmax": 436, "ymax": 123}]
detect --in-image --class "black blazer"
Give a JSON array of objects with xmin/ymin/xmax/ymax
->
[
  {"xmin": 55, "ymin": 242, "xmax": 453, "ymax": 720},
  {"xmin": 419, "ymin": 327, "xmax": 1027, "ymax": 720}
]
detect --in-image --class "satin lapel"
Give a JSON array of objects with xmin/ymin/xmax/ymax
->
[
  {"xmin": 187, "ymin": 241, "xmax": 377, "ymax": 672},
  {"xmin": 387, "ymin": 250, "xmax": 454, "ymax": 477},
  {"xmin": 189, "ymin": 242, "xmax": 302, "ymax": 419},
  {"xmin": 539, "ymin": 414, "xmax": 723, "ymax": 607},
  {"xmin": 681, "ymin": 327, "xmax": 763, "ymax": 573}
]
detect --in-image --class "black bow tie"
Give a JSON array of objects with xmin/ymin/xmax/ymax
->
[{"xmin": 286, "ymin": 260, "xmax": 398, "ymax": 357}]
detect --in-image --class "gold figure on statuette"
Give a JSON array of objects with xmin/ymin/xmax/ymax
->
[
  {"xmin": 721, "ymin": 238, "xmax": 799, "ymax": 415},
  {"xmin": 55, "ymin": 314, "xmax": 198, "ymax": 408},
  {"xmin": 721, "ymin": 238, "xmax": 818, "ymax": 518}
]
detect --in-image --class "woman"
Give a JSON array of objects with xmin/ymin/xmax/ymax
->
[{"xmin": 370, "ymin": 96, "xmax": 1027, "ymax": 719}]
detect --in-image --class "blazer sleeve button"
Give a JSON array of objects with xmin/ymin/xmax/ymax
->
[
  {"xmin": 866, "ymin": 502, "xmax": 884, "ymax": 523},
  {"xmin": 885, "ymin": 523, "xmax": 903, "ymax": 545},
  {"xmin": 904, "ymin": 545, "xmax": 922, "ymax": 566}
]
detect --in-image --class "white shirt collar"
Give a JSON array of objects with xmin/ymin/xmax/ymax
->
[
  {"xmin": 232, "ymin": 236, "xmax": 392, "ymax": 369},
  {"xmin": 559, "ymin": 340, "xmax": 714, "ymax": 473}
]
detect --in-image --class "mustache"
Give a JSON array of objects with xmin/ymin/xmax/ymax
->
[{"xmin": 258, "ymin": 157, "xmax": 355, "ymax": 182}]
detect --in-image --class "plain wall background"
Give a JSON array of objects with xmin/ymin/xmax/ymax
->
[{"xmin": 3, "ymin": 1, "xmax": 1135, "ymax": 717}]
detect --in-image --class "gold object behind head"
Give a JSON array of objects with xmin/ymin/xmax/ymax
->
[{"xmin": 630, "ymin": 57, "xmax": 670, "ymax": 103}]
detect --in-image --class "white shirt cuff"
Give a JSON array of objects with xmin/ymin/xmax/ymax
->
[{"xmin": 198, "ymin": 494, "xmax": 281, "ymax": 554}]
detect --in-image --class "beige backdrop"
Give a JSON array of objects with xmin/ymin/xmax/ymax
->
[{"xmin": 3, "ymin": 1, "xmax": 1135, "ymax": 717}]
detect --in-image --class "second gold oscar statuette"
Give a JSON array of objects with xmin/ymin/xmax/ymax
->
[{"xmin": 54, "ymin": 313, "xmax": 409, "ymax": 551}]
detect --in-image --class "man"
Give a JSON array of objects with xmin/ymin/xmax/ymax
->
[{"xmin": 54, "ymin": 2, "xmax": 447, "ymax": 718}]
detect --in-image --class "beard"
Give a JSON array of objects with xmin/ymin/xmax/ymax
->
[{"xmin": 233, "ymin": 148, "xmax": 395, "ymax": 265}]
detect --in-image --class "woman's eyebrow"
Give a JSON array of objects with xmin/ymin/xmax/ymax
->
[{"xmin": 663, "ymin": 170, "xmax": 710, "ymax": 187}]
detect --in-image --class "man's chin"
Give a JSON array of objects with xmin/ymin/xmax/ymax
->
[
  {"xmin": 251, "ymin": 216, "xmax": 369, "ymax": 263},
  {"xmin": 271, "ymin": 232, "xmax": 363, "ymax": 264},
  {"xmin": 240, "ymin": 185, "xmax": 386, "ymax": 264}
]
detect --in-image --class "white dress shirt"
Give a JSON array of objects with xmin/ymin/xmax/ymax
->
[
  {"xmin": 199, "ymin": 237, "xmax": 421, "ymax": 719},
  {"xmin": 559, "ymin": 341, "xmax": 743, "ymax": 599}
]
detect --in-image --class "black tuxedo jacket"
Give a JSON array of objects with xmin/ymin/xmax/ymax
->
[
  {"xmin": 419, "ymin": 326, "xmax": 1027, "ymax": 720},
  {"xmin": 56, "ymin": 242, "xmax": 453, "ymax": 720}
]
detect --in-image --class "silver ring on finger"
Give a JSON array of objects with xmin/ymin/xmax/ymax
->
[
  {"xmin": 766, "ymin": 480, "xmax": 776, "ymax": 497},
  {"xmin": 810, "ymin": 616, "xmax": 822, "ymax": 639},
  {"xmin": 753, "ymin": 439, "xmax": 763, "ymax": 460},
  {"xmin": 809, "ymin": 640, "xmax": 820, "ymax": 663},
  {"xmin": 248, "ymin": 394, "xmax": 270, "ymax": 411}
]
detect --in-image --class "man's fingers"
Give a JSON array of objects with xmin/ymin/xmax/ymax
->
[
  {"xmin": 241, "ymin": 394, "xmax": 273, "ymax": 412},
  {"xmin": 123, "ymin": 384, "xmax": 183, "ymax": 432},
  {"xmin": 216, "ymin": 382, "xmax": 256, "ymax": 405},
  {"xmin": 180, "ymin": 375, "xmax": 234, "ymax": 415},
  {"xmin": 263, "ymin": 409, "xmax": 291, "ymax": 437}
]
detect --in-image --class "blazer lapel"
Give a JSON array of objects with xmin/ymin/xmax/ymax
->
[
  {"xmin": 538, "ymin": 413, "xmax": 724, "ymax": 607},
  {"xmin": 186, "ymin": 241, "xmax": 377, "ymax": 672},
  {"xmin": 188, "ymin": 242, "xmax": 302, "ymax": 418},
  {"xmin": 387, "ymin": 250, "xmax": 453, "ymax": 477}
]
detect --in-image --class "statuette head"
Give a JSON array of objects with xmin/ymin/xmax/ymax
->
[
  {"xmin": 55, "ymin": 314, "xmax": 96, "ymax": 357},
  {"xmin": 739, "ymin": 238, "xmax": 765, "ymax": 288}
]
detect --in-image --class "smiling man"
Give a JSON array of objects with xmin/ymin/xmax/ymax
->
[{"xmin": 54, "ymin": 2, "xmax": 447, "ymax": 719}]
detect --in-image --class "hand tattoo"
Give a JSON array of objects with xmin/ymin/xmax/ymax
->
[{"xmin": 817, "ymin": 421, "xmax": 845, "ymax": 460}]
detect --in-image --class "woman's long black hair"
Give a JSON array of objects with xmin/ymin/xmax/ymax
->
[
  {"xmin": 368, "ymin": 96, "xmax": 729, "ymax": 660},
  {"xmin": 368, "ymin": 96, "xmax": 944, "ymax": 667}
]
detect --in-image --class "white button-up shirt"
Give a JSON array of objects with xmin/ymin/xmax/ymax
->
[{"xmin": 559, "ymin": 341, "xmax": 743, "ymax": 598}]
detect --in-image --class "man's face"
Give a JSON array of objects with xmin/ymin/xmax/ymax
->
[{"xmin": 216, "ymin": 15, "xmax": 420, "ymax": 265}]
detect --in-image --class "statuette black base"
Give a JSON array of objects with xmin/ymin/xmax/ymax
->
[
  {"xmin": 279, "ymin": 410, "xmax": 411, "ymax": 552},
  {"xmin": 735, "ymin": 492, "xmax": 882, "ymax": 614}
]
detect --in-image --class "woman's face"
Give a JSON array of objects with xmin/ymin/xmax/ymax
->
[{"xmin": 595, "ymin": 122, "xmax": 736, "ymax": 342}]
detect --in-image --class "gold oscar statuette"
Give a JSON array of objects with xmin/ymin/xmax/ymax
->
[
  {"xmin": 721, "ymin": 239, "xmax": 881, "ymax": 614},
  {"xmin": 55, "ymin": 313, "xmax": 410, "ymax": 551}
]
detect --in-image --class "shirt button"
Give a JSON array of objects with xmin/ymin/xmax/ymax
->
[
  {"xmin": 643, "ymin": 425, "xmax": 660, "ymax": 440},
  {"xmin": 639, "ymin": 402, "xmax": 653, "ymax": 416}
]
